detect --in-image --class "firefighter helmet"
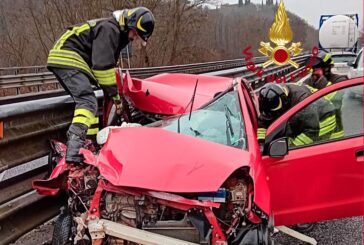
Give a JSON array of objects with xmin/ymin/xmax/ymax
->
[
  {"xmin": 258, "ymin": 83, "xmax": 289, "ymax": 118},
  {"xmin": 123, "ymin": 7, "xmax": 155, "ymax": 42},
  {"xmin": 310, "ymin": 51, "xmax": 334, "ymax": 69}
]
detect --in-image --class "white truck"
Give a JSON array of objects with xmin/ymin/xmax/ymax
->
[{"xmin": 319, "ymin": 14, "xmax": 360, "ymax": 75}]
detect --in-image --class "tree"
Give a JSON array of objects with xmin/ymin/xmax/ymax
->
[{"xmin": 0, "ymin": 0, "xmax": 318, "ymax": 67}]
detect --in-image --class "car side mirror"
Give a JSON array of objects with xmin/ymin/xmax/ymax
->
[{"xmin": 268, "ymin": 138, "xmax": 288, "ymax": 158}]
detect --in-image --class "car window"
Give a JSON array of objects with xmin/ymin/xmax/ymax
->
[
  {"xmin": 160, "ymin": 90, "xmax": 247, "ymax": 150},
  {"xmin": 286, "ymin": 84, "xmax": 363, "ymax": 149}
]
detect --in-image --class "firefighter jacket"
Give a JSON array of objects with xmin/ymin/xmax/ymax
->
[
  {"xmin": 257, "ymin": 84, "xmax": 312, "ymax": 142},
  {"xmin": 257, "ymin": 84, "xmax": 336, "ymax": 147},
  {"xmin": 303, "ymin": 73, "xmax": 347, "ymax": 139},
  {"xmin": 47, "ymin": 17, "xmax": 129, "ymax": 99}
]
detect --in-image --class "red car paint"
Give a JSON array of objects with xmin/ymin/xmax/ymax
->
[
  {"xmin": 264, "ymin": 78, "xmax": 364, "ymax": 226},
  {"xmin": 33, "ymin": 73, "xmax": 364, "ymax": 229},
  {"xmin": 265, "ymin": 137, "xmax": 363, "ymax": 226},
  {"xmin": 236, "ymin": 81, "xmax": 271, "ymax": 214},
  {"xmin": 96, "ymin": 127, "xmax": 254, "ymax": 193},
  {"xmin": 121, "ymin": 70, "xmax": 233, "ymax": 115}
]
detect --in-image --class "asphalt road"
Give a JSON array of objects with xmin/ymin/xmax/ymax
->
[
  {"xmin": 12, "ymin": 216, "xmax": 362, "ymax": 245},
  {"xmin": 273, "ymin": 217, "xmax": 363, "ymax": 245}
]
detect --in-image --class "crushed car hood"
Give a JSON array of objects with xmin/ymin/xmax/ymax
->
[
  {"xmin": 123, "ymin": 73, "xmax": 233, "ymax": 115},
  {"xmin": 97, "ymin": 127, "xmax": 254, "ymax": 193}
]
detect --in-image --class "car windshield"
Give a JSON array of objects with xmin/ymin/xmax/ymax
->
[
  {"xmin": 152, "ymin": 89, "xmax": 247, "ymax": 150},
  {"xmin": 332, "ymin": 55, "xmax": 356, "ymax": 63}
]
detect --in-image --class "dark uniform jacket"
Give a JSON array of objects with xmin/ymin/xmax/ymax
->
[
  {"xmin": 258, "ymin": 84, "xmax": 312, "ymax": 129},
  {"xmin": 303, "ymin": 73, "xmax": 347, "ymax": 139},
  {"xmin": 47, "ymin": 17, "xmax": 129, "ymax": 98},
  {"xmin": 258, "ymin": 84, "xmax": 336, "ymax": 147}
]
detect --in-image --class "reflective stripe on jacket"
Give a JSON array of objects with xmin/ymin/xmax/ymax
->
[{"xmin": 47, "ymin": 17, "xmax": 129, "ymax": 98}]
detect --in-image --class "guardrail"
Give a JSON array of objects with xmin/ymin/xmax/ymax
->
[
  {"xmin": 0, "ymin": 55, "xmax": 309, "ymax": 100},
  {"xmin": 0, "ymin": 55, "xmax": 309, "ymax": 244},
  {"xmin": 0, "ymin": 57, "xmax": 273, "ymax": 76}
]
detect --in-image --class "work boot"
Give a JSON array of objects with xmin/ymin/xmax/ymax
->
[{"xmin": 66, "ymin": 132, "xmax": 85, "ymax": 164}]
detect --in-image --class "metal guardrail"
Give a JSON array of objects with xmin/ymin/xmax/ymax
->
[
  {"xmin": 0, "ymin": 58, "xmax": 269, "ymax": 76},
  {"xmin": 0, "ymin": 56, "xmax": 271, "ymax": 98},
  {"xmin": 0, "ymin": 66, "xmax": 48, "ymax": 76},
  {"xmin": 0, "ymin": 55, "xmax": 309, "ymax": 244}
]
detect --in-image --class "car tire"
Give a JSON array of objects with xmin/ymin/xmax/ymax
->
[
  {"xmin": 293, "ymin": 223, "xmax": 315, "ymax": 233},
  {"xmin": 52, "ymin": 209, "xmax": 72, "ymax": 245}
]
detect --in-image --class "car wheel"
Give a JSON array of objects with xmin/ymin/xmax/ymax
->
[
  {"xmin": 293, "ymin": 223, "xmax": 315, "ymax": 233},
  {"xmin": 52, "ymin": 209, "xmax": 72, "ymax": 245},
  {"xmin": 233, "ymin": 223, "xmax": 272, "ymax": 245}
]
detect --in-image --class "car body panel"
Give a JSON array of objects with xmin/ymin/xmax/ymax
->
[
  {"xmin": 33, "ymin": 72, "xmax": 363, "ymax": 228},
  {"xmin": 97, "ymin": 80, "xmax": 271, "ymax": 214},
  {"xmin": 121, "ymin": 71, "xmax": 233, "ymax": 115},
  {"xmin": 266, "ymin": 78, "xmax": 363, "ymax": 136},
  {"xmin": 97, "ymin": 127, "xmax": 259, "ymax": 193},
  {"xmin": 264, "ymin": 136, "xmax": 363, "ymax": 225},
  {"xmin": 263, "ymin": 77, "xmax": 364, "ymax": 225},
  {"xmin": 237, "ymin": 80, "xmax": 271, "ymax": 214}
]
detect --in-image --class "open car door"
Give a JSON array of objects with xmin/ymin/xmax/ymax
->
[{"xmin": 262, "ymin": 78, "xmax": 364, "ymax": 226}]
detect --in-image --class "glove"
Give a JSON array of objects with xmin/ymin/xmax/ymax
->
[
  {"xmin": 112, "ymin": 94, "xmax": 123, "ymax": 115},
  {"xmin": 312, "ymin": 68, "xmax": 324, "ymax": 82},
  {"xmin": 313, "ymin": 75, "xmax": 328, "ymax": 90}
]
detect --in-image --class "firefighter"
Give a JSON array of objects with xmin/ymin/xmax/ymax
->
[
  {"xmin": 257, "ymin": 83, "xmax": 336, "ymax": 147},
  {"xmin": 302, "ymin": 51, "xmax": 347, "ymax": 139},
  {"xmin": 47, "ymin": 7, "xmax": 155, "ymax": 164}
]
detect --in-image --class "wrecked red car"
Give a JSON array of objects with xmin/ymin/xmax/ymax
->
[{"xmin": 33, "ymin": 72, "xmax": 363, "ymax": 245}]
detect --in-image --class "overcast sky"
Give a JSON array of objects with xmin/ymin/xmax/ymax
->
[{"xmin": 220, "ymin": 0, "xmax": 363, "ymax": 30}]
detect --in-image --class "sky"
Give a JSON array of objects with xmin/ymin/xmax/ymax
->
[{"xmin": 220, "ymin": 0, "xmax": 363, "ymax": 30}]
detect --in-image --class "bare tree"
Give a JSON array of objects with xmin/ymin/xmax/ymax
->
[{"xmin": 0, "ymin": 0, "xmax": 318, "ymax": 67}]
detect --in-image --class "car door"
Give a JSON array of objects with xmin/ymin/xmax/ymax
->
[{"xmin": 262, "ymin": 78, "xmax": 364, "ymax": 226}]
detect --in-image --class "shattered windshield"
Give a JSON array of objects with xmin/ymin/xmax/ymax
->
[{"xmin": 156, "ymin": 90, "xmax": 247, "ymax": 150}]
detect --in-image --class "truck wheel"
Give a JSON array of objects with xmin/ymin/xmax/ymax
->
[{"xmin": 52, "ymin": 210, "xmax": 72, "ymax": 245}]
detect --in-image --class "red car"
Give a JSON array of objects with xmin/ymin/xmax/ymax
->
[{"xmin": 33, "ymin": 73, "xmax": 363, "ymax": 245}]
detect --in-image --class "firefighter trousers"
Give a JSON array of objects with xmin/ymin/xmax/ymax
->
[{"xmin": 50, "ymin": 67, "xmax": 99, "ymax": 163}]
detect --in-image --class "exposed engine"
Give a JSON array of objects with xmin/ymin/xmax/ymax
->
[
  {"xmin": 96, "ymin": 174, "xmax": 260, "ymax": 244},
  {"xmin": 64, "ymin": 162, "xmax": 269, "ymax": 245},
  {"xmin": 68, "ymin": 165, "xmax": 99, "ymax": 214}
]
